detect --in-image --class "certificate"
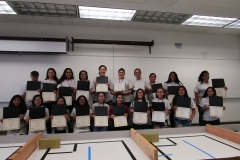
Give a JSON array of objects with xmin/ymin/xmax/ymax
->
[
  {"xmin": 210, "ymin": 106, "xmax": 224, "ymax": 118},
  {"xmin": 51, "ymin": 115, "xmax": 67, "ymax": 127},
  {"xmin": 114, "ymin": 116, "xmax": 128, "ymax": 127},
  {"xmin": 26, "ymin": 91, "xmax": 39, "ymax": 101},
  {"xmin": 134, "ymin": 81, "xmax": 145, "ymax": 90},
  {"xmin": 63, "ymin": 96, "xmax": 72, "ymax": 106},
  {"xmin": 42, "ymin": 92, "xmax": 56, "ymax": 102},
  {"xmin": 152, "ymin": 93, "xmax": 157, "ymax": 99},
  {"xmin": 152, "ymin": 111, "xmax": 165, "ymax": 122},
  {"xmin": 215, "ymin": 88, "xmax": 226, "ymax": 97},
  {"xmin": 76, "ymin": 90, "xmax": 89, "ymax": 100},
  {"xmin": 114, "ymin": 83, "xmax": 125, "ymax": 92},
  {"xmin": 96, "ymin": 84, "xmax": 108, "ymax": 92},
  {"xmin": 133, "ymin": 112, "xmax": 147, "ymax": 124},
  {"xmin": 76, "ymin": 116, "xmax": 90, "ymax": 127},
  {"xmin": 3, "ymin": 118, "xmax": 20, "ymax": 131},
  {"xmin": 29, "ymin": 118, "xmax": 46, "ymax": 132},
  {"xmin": 176, "ymin": 107, "xmax": 190, "ymax": 119},
  {"xmin": 168, "ymin": 94, "xmax": 175, "ymax": 104},
  {"xmin": 94, "ymin": 116, "xmax": 108, "ymax": 126}
]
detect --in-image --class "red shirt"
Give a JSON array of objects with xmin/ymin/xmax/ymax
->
[{"xmin": 109, "ymin": 105, "xmax": 129, "ymax": 119}]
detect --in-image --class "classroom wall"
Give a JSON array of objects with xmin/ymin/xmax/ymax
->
[{"xmin": 0, "ymin": 22, "xmax": 240, "ymax": 127}]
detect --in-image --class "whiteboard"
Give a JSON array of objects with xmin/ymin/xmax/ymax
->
[{"xmin": 0, "ymin": 54, "xmax": 240, "ymax": 102}]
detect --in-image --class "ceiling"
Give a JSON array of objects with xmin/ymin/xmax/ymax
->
[{"xmin": 0, "ymin": 0, "xmax": 240, "ymax": 35}]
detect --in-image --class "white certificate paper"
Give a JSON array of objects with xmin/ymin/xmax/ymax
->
[
  {"xmin": 176, "ymin": 107, "xmax": 191, "ymax": 119},
  {"xmin": 42, "ymin": 92, "xmax": 56, "ymax": 102},
  {"xmin": 29, "ymin": 118, "xmax": 46, "ymax": 132},
  {"xmin": 114, "ymin": 116, "xmax": 128, "ymax": 127},
  {"xmin": 76, "ymin": 90, "xmax": 89, "ymax": 100},
  {"xmin": 26, "ymin": 91, "xmax": 39, "ymax": 101},
  {"xmin": 133, "ymin": 112, "xmax": 147, "ymax": 124},
  {"xmin": 94, "ymin": 116, "xmax": 108, "ymax": 126},
  {"xmin": 63, "ymin": 96, "xmax": 72, "ymax": 106},
  {"xmin": 114, "ymin": 83, "xmax": 125, "ymax": 92},
  {"xmin": 3, "ymin": 118, "xmax": 20, "ymax": 131},
  {"xmin": 152, "ymin": 93, "xmax": 157, "ymax": 99},
  {"xmin": 215, "ymin": 88, "xmax": 226, "ymax": 97},
  {"xmin": 134, "ymin": 81, "xmax": 145, "ymax": 90},
  {"xmin": 152, "ymin": 111, "xmax": 165, "ymax": 122},
  {"xmin": 168, "ymin": 94, "xmax": 175, "ymax": 104},
  {"xmin": 96, "ymin": 84, "xmax": 108, "ymax": 92},
  {"xmin": 51, "ymin": 115, "xmax": 67, "ymax": 127},
  {"xmin": 210, "ymin": 106, "xmax": 224, "ymax": 118},
  {"xmin": 76, "ymin": 116, "xmax": 90, "ymax": 127}
]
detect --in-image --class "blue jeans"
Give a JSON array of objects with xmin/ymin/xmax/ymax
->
[
  {"xmin": 93, "ymin": 127, "xmax": 108, "ymax": 132},
  {"xmin": 175, "ymin": 118, "xmax": 191, "ymax": 127},
  {"xmin": 153, "ymin": 120, "xmax": 168, "ymax": 127}
]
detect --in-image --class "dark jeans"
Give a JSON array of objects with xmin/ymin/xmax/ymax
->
[
  {"xmin": 133, "ymin": 124, "xmax": 148, "ymax": 130},
  {"xmin": 199, "ymin": 111, "xmax": 204, "ymax": 126},
  {"xmin": 93, "ymin": 126, "xmax": 108, "ymax": 132},
  {"xmin": 203, "ymin": 119, "xmax": 220, "ymax": 126},
  {"xmin": 170, "ymin": 110, "xmax": 175, "ymax": 128}
]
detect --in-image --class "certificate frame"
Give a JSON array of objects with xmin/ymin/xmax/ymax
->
[
  {"xmin": 26, "ymin": 91, "xmax": 39, "ymax": 101},
  {"xmin": 215, "ymin": 88, "xmax": 226, "ymax": 97},
  {"xmin": 114, "ymin": 83, "xmax": 125, "ymax": 92},
  {"xmin": 94, "ymin": 116, "xmax": 108, "ymax": 126},
  {"xmin": 76, "ymin": 116, "xmax": 90, "ymax": 127},
  {"xmin": 96, "ymin": 84, "xmax": 108, "ymax": 92},
  {"xmin": 63, "ymin": 96, "xmax": 72, "ymax": 106},
  {"xmin": 152, "ymin": 111, "xmax": 165, "ymax": 122},
  {"xmin": 29, "ymin": 118, "xmax": 46, "ymax": 132},
  {"xmin": 133, "ymin": 112, "xmax": 147, "ymax": 124},
  {"xmin": 42, "ymin": 92, "xmax": 56, "ymax": 102},
  {"xmin": 114, "ymin": 116, "xmax": 128, "ymax": 127},
  {"xmin": 175, "ymin": 107, "xmax": 191, "ymax": 119},
  {"xmin": 3, "ymin": 118, "xmax": 20, "ymax": 131},
  {"xmin": 51, "ymin": 115, "xmax": 67, "ymax": 127},
  {"xmin": 210, "ymin": 106, "xmax": 224, "ymax": 118},
  {"xmin": 76, "ymin": 90, "xmax": 89, "ymax": 100}
]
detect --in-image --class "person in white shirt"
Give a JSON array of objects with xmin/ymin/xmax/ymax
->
[
  {"xmin": 24, "ymin": 95, "xmax": 49, "ymax": 135},
  {"xmin": 74, "ymin": 70, "xmax": 94, "ymax": 106},
  {"xmin": 151, "ymin": 88, "xmax": 171, "ymax": 129},
  {"xmin": 200, "ymin": 87, "xmax": 226, "ymax": 126},
  {"xmin": 146, "ymin": 73, "xmax": 156, "ymax": 104},
  {"xmin": 92, "ymin": 65, "xmax": 112, "ymax": 104},
  {"xmin": 110, "ymin": 68, "xmax": 133, "ymax": 107},
  {"xmin": 0, "ymin": 95, "xmax": 27, "ymax": 136},
  {"xmin": 172, "ymin": 86, "xmax": 196, "ymax": 127},
  {"xmin": 163, "ymin": 71, "xmax": 183, "ymax": 128},
  {"xmin": 43, "ymin": 68, "xmax": 58, "ymax": 134},
  {"xmin": 20, "ymin": 71, "xmax": 42, "ymax": 108},
  {"xmin": 132, "ymin": 68, "xmax": 151, "ymax": 99}
]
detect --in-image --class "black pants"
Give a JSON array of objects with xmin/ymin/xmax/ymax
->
[
  {"xmin": 199, "ymin": 111, "xmax": 204, "ymax": 126},
  {"xmin": 170, "ymin": 110, "xmax": 175, "ymax": 128},
  {"xmin": 133, "ymin": 124, "xmax": 147, "ymax": 130},
  {"xmin": 203, "ymin": 119, "xmax": 220, "ymax": 126},
  {"xmin": 55, "ymin": 130, "xmax": 67, "ymax": 133},
  {"xmin": 44, "ymin": 103, "xmax": 55, "ymax": 134}
]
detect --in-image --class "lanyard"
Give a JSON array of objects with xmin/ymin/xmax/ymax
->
[{"xmin": 119, "ymin": 79, "xmax": 124, "ymax": 83}]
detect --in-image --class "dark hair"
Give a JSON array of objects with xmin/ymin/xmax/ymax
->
[
  {"xmin": 79, "ymin": 70, "xmax": 88, "ymax": 81},
  {"xmin": 149, "ymin": 73, "xmax": 156, "ymax": 78},
  {"xmin": 134, "ymin": 68, "xmax": 141, "ymax": 74},
  {"xmin": 134, "ymin": 89, "xmax": 146, "ymax": 102},
  {"xmin": 58, "ymin": 68, "xmax": 74, "ymax": 84},
  {"xmin": 156, "ymin": 88, "xmax": 166, "ymax": 99},
  {"xmin": 98, "ymin": 65, "xmax": 107, "ymax": 75},
  {"xmin": 8, "ymin": 95, "xmax": 26, "ymax": 114},
  {"xmin": 118, "ymin": 68, "xmax": 125, "ymax": 73},
  {"xmin": 202, "ymin": 87, "xmax": 216, "ymax": 98},
  {"xmin": 172, "ymin": 86, "xmax": 189, "ymax": 106},
  {"xmin": 198, "ymin": 70, "xmax": 209, "ymax": 84},
  {"xmin": 165, "ymin": 71, "xmax": 182, "ymax": 85},
  {"xmin": 45, "ymin": 68, "xmax": 58, "ymax": 82},
  {"xmin": 32, "ymin": 95, "xmax": 43, "ymax": 107},
  {"xmin": 75, "ymin": 95, "xmax": 89, "ymax": 106},
  {"xmin": 97, "ymin": 92, "xmax": 105, "ymax": 97},
  {"xmin": 56, "ymin": 97, "xmax": 66, "ymax": 105},
  {"xmin": 30, "ymin": 71, "xmax": 39, "ymax": 76}
]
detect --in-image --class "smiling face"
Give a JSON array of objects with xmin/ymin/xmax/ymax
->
[
  {"xmin": 57, "ymin": 98, "xmax": 65, "ymax": 105},
  {"xmin": 116, "ymin": 95, "xmax": 124, "ymax": 104},
  {"xmin": 156, "ymin": 88, "xmax": 164, "ymax": 99},
  {"xmin": 99, "ymin": 67, "xmax": 106, "ymax": 76},
  {"xmin": 137, "ymin": 90, "xmax": 144, "ymax": 99},
  {"xmin": 34, "ymin": 97, "xmax": 42, "ymax": 107},
  {"xmin": 80, "ymin": 71, "xmax": 87, "ymax": 81},
  {"xmin": 202, "ymin": 73, "xmax": 209, "ymax": 83},
  {"xmin": 79, "ymin": 97, "xmax": 86, "ymax": 105},
  {"xmin": 98, "ymin": 93, "xmax": 105, "ymax": 103},
  {"xmin": 149, "ymin": 74, "xmax": 156, "ymax": 83},
  {"xmin": 134, "ymin": 69, "xmax": 141, "ymax": 79},
  {"xmin": 207, "ymin": 88, "xmax": 214, "ymax": 96},
  {"xmin": 178, "ymin": 87, "xmax": 185, "ymax": 97},
  {"xmin": 48, "ymin": 69, "xmax": 55, "ymax": 80},
  {"xmin": 13, "ymin": 97, "xmax": 21, "ymax": 107},
  {"xmin": 170, "ymin": 73, "xmax": 176, "ymax": 82},
  {"xmin": 31, "ymin": 75, "xmax": 39, "ymax": 81},
  {"xmin": 65, "ymin": 69, "xmax": 72, "ymax": 79},
  {"xmin": 118, "ymin": 70, "xmax": 125, "ymax": 79}
]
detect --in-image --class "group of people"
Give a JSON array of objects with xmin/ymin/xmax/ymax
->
[{"xmin": 0, "ymin": 65, "xmax": 227, "ymax": 135}]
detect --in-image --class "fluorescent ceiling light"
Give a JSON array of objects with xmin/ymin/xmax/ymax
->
[
  {"xmin": 0, "ymin": 1, "xmax": 17, "ymax": 14},
  {"xmin": 78, "ymin": 6, "xmax": 136, "ymax": 21},
  {"xmin": 182, "ymin": 15, "xmax": 237, "ymax": 27},
  {"xmin": 224, "ymin": 20, "xmax": 240, "ymax": 29}
]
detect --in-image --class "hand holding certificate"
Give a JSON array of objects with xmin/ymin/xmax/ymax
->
[
  {"xmin": 51, "ymin": 115, "xmax": 67, "ymax": 127},
  {"xmin": 96, "ymin": 84, "xmax": 108, "ymax": 92},
  {"xmin": 176, "ymin": 107, "xmax": 190, "ymax": 119},
  {"xmin": 152, "ymin": 111, "xmax": 165, "ymax": 122},
  {"xmin": 209, "ymin": 96, "xmax": 224, "ymax": 117},
  {"xmin": 76, "ymin": 116, "xmax": 90, "ymax": 127},
  {"xmin": 3, "ymin": 118, "xmax": 20, "ymax": 131},
  {"xmin": 133, "ymin": 112, "xmax": 147, "ymax": 124},
  {"xmin": 134, "ymin": 81, "xmax": 145, "ymax": 90},
  {"xmin": 29, "ymin": 118, "xmax": 46, "ymax": 132},
  {"xmin": 212, "ymin": 79, "xmax": 226, "ymax": 97},
  {"xmin": 114, "ymin": 83, "xmax": 125, "ymax": 92},
  {"xmin": 215, "ymin": 88, "xmax": 226, "ymax": 97},
  {"xmin": 210, "ymin": 106, "xmax": 224, "ymax": 117},
  {"xmin": 114, "ymin": 116, "xmax": 128, "ymax": 127},
  {"xmin": 94, "ymin": 116, "xmax": 108, "ymax": 126}
]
